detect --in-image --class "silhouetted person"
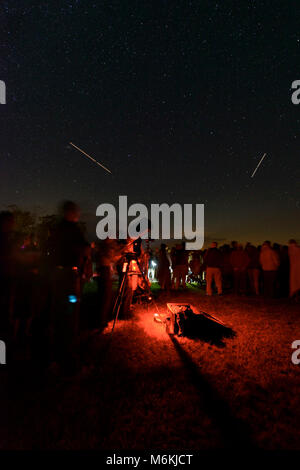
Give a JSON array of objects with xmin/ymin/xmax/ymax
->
[
  {"xmin": 220, "ymin": 244, "xmax": 234, "ymax": 291},
  {"xmin": 259, "ymin": 241, "xmax": 280, "ymax": 298},
  {"xmin": 189, "ymin": 250, "xmax": 202, "ymax": 284},
  {"xmin": 231, "ymin": 241, "xmax": 238, "ymax": 251},
  {"xmin": 48, "ymin": 201, "xmax": 87, "ymax": 371},
  {"xmin": 117, "ymin": 237, "xmax": 148, "ymax": 318},
  {"xmin": 288, "ymin": 239, "xmax": 300, "ymax": 300},
  {"xmin": 95, "ymin": 239, "xmax": 117, "ymax": 328},
  {"xmin": 170, "ymin": 247, "xmax": 176, "ymax": 288},
  {"xmin": 204, "ymin": 242, "xmax": 222, "ymax": 296},
  {"xmin": 230, "ymin": 244, "xmax": 250, "ymax": 294},
  {"xmin": 245, "ymin": 244, "xmax": 260, "ymax": 295},
  {"xmin": 172, "ymin": 243, "xmax": 188, "ymax": 289},
  {"xmin": 157, "ymin": 244, "xmax": 171, "ymax": 290},
  {"xmin": 278, "ymin": 245, "xmax": 289, "ymax": 297}
]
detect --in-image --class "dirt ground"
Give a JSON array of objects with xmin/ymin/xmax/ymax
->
[{"xmin": 1, "ymin": 286, "xmax": 300, "ymax": 450}]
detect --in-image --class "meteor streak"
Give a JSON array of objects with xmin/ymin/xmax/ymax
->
[
  {"xmin": 69, "ymin": 142, "xmax": 112, "ymax": 174},
  {"xmin": 251, "ymin": 153, "xmax": 267, "ymax": 178}
]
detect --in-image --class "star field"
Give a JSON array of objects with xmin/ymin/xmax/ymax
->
[{"xmin": 1, "ymin": 0, "xmax": 299, "ymax": 243}]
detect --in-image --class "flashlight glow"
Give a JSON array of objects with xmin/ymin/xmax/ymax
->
[{"xmin": 68, "ymin": 295, "xmax": 78, "ymax": 303}]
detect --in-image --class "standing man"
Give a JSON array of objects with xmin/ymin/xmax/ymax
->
[
  {"xmin": 95, "ymin": 239, "xmax": 118, "ymax": 328},
  {"xmin": 49, "ymin": 201, "xmax": 87, "ymax": 370},
  {"xmin": 288, "ymin": 239, "xmax": 300, "ymax": 300},
  {"xmin": 230, "ymin": 244, "xmax": 250, "ymax": 295},
  {"xmin": 204, "ymin": 242, "xmax": 223, "ymax": 296},
  {"xmin": 246, "ymin": 244, "xmax": 260, "ymax": 295},
  {"xmin": 259, "ymin": 241, "xmax": 280, "ymax": 297},
  {"xmin": 172, "ymin": 243, "xmax": 188, "ymax": 290},
  {"xmin": 157, "ymin": 244, "xmax": 171, "ymax": 291}
]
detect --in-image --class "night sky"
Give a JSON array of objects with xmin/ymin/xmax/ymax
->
[{"xmin": 1, "ymin": 0, "xmax": 299, "ymax": 244}]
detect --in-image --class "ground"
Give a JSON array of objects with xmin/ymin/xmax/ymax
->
[{"xmin": 1, "ymin": 284, "xmax": 300, "ymax": 450}]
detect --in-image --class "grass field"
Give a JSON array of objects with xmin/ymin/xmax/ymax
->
[{"xmin": 1, "ymin": 285, "xmax": 300, "ymax": 450}]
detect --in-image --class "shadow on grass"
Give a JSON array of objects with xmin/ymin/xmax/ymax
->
[
  {"xmin": 169, "ymin": 334, "xmax": 256, "ymax": 449},
  {"xmin": 180, "ymin": 315, "xmax": 236, "ymax": 347}
]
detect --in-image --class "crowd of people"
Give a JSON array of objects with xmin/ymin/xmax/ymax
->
[
  {"xmin": 0, "ymin": 200, "xmax": 299, "ymax": 373},
  {"xmin": 156, "ymin": 240, "xmax": 300, "ymax": 300},
  {"xmin": 0, "ymin": 201, "xmax": 149, "ymax": 372}
]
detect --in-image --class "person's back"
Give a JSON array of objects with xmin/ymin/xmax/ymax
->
[
  {"xmin": 260, "ymin": 242, "xmax": 279, "ymax": 297},
  {"xmin": 229, "ymin": 245, "xmax": 249, "ymax": 294},
  {"xmin": 230, "ymin": 247, "xmax": 249, "ymax": 271},
  {"xmin": 158, "ymin": 245, "xmax": 169, "ymax": 269},
  {"xmin": 220, "ymin": 245, "xmax": 233, "ymax": 291},
  {"xmin": 94, "ymin": 239, "xmax": 118, "ymax": 328},
  {"xmin": 221, "ymin": 246, "xmax": 232, "ymax": 270},
  {"xmin": 48, "ymin": 201, "xmax": 87, "ymax": 372},
  {"xmin": 246, "ymin": 245, "xmax": 260, "ymax": 295},
  {"xmin": 50, "ymin": 218, "xmax": 86, "ymax": 268},
  {"xmin": 204, "ymin": 243, "xmax": 222, "ymax": 295},
  {"xmin": 190, "ymin": 252, "xmax": 201, "ymax": 275},
  {"xmin": 157, "ymin": 244, "xmax": 171, "ymax": 290},
  {"xmin": 172, "ymin": 244, "xmax": 188, "ymax": 289},
  {"xmin": 173, "ymin": 246, "xmax": 184, "ymax": 266},
  {"xmin": 288, "ymin": 240, "xmax": 300, "ymax": 298},
  {"xmin": 170, "ymin": 247, "xmax": 177, "ymax": 268},
  {"xmin": 204, "ymin": 247, "xmax": 222, "ymax": 268},
  {"xmin": 246, "ymin": 245, "xmax": 260, "ymax": 269},
  {"xmin": 259, "ymin": 244, "xmax": 279, "ymax": 271}
]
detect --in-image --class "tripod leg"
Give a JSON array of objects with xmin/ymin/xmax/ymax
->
[
  {"xmin": 135, "ymin": 258, "xmax": 151, "ymax": 295},
  {"xmin": 111, "ymin": 271, "xmax": 126, "ymax": 317},
  {"xmin": 111, "ymin": 262, "xmax": 132, "ymax": 333},
  {"xmin": 111, "ymin": 273, "xmax": 127, "ymax": 332}
]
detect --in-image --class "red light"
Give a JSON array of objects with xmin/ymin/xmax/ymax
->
[{"xmin": 132, "ymin": 260, "xmax": 137, "ymax": 271}]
